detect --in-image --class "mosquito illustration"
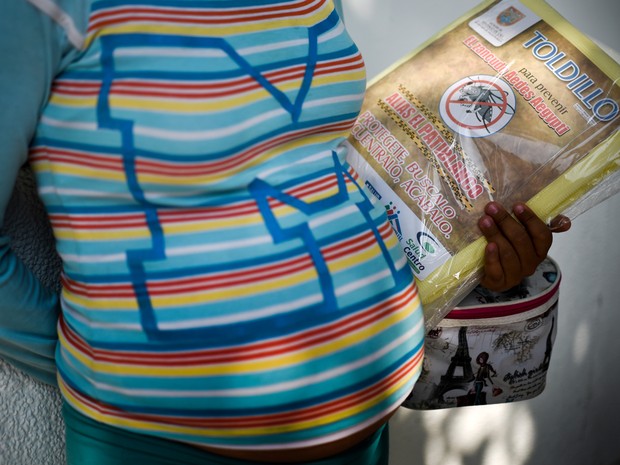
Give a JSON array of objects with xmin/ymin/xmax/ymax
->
[{"xmin": 458, "ymin": 79, "xmax": 515, "ymax": 133}]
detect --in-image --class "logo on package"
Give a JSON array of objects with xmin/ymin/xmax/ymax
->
[
  {"xmin": 496, "ymin": 6, "xmax": 525, "ymax": 26},
  {"xmin": 439, "ymin": 75, "xmax": 516, "ymax": 138},
  {"xmin": 385, "ymin": 202, "xmax": 403, "ymax": 240}
]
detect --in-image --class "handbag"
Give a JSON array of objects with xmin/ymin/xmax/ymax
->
[{"xmin": 403, "ymin": 257, "xmax": 560, "ymax": 409}]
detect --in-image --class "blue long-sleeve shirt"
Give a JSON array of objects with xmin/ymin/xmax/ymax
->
[{"xmin": 0, "ymin": 0, "xmax": 75, "ymax": 385}]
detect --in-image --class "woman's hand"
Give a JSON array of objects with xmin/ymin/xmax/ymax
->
[{"xmin": 478, "ymin": 201, "xmax": 571, "ymax": 292}]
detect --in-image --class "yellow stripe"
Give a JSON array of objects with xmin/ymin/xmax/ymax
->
[
  {"xmin": 326, "ymin": 245, "xmax": 382, "ymax": 274},
  {"xmin": 59, "ymin": 358, "xmax": 422, "ymax": 438},
  {"xmin": 161, "ymin": 214, "xmax": 264, "ymax": 234},
  {"xmin": 32, "ymin": 162, "xmax": 127, "ymax": 182},
  {"xmin": 383, "ymin": 232, "xmax": 400, "ymax": 249},
  {"xmin": 59, "ymin": 295, "xmax": 420, "ymax": 376},
  {"xmin": 54, "ymin": 229, "xmax": 150, "ymax": 241},
  {"xmin": 48, "ymin": 95, "xmax": 98, "ymax": 107},
  {"xmin": 62, "ymin": 292, "xmax": 138, "ymax": 310}
]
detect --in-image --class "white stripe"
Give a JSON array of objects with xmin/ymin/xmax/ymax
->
[
  {"xmin": 303, "ymin": 92, "xmax": 366, "ymax": 110},
  {"xmin": 237, "ymin": 38, "xmax": 309, "ymax": 56},
  {"xmin": 257, "ymin": 150, "xmax": 333, "ymax": 179},
  {"xmin": 57, "ymin": 233, "xmax": 274, "ymax": 264},
  {"xmin": 317, "ymin": 20, "xmax": 346, "ymax": 44},
  {"xmin": 40, "ymin": 116, "xmax": 97, "ymax": 131},
  {"xmin": 166, "ymin": 235, "xmax": 274, "ymax": 256},
  {"xmin": 335, "ymin": 267, "xmax": 394, "ymax": 297},
  {"xmin": 59, "ymin": 251, "xmax": 127, "ymax": 264},
  {"xmin": 309, "ymin": 204, "xmax": 359, "ymax": 229},
  {"xmin": 115, "ymin": 48, "xmax": 227, "ymax": 58},
  {"xmin": 38, "ymin": 186, "xmax": 134, "ymax": 201},
  {"xmin": 26, "ymin": 0, "xmax": 85, "ymax": 49}
]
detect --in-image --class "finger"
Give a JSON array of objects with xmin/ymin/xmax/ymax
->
[
  {"xmin": 512, "ymin": 203, "xmax": 553, "ymax": 259},
  {"xmin": 549, "ymin": 215, "xmax": 571, "ymax": 233},
  {"xmin": 480, "ymin": 242, "xmax": 505, "ymax": 290},
  {"xmin": 478, "ymin": 214, "xmax": 521, "ymax": 289},
  {"xmin": 485, "ymin": 202, "xmax": 538, "ymax": 275}
]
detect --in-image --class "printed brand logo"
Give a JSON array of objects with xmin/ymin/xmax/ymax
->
[
  {"xmin": 385, "ymin": 202, "xmax": 403, "ymax": 240},
  {"xmin": 404, "ymin": 230, "xmax": 442, "ymax": 275},
  {"xmin": 439, "ymin": 75, "xmax": 517, "ymax": 137},
  {"xmin": 496, "ymin": 6, "xmax": 525, "ymax": 26},
  {"xmin": 416, "ymin": 232, "xmax": 439, "ymax": 256}
]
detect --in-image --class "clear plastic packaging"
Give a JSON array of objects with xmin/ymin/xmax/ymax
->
[{"xmin": 345, "ymin": 0, "xmax": 619, "ymax": 329}]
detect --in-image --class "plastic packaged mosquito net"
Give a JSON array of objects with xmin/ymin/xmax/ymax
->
[{"xmin": 345, "ymin": 0, "xmax": 620, "ymax": 329}]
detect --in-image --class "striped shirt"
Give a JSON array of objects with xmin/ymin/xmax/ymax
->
[{"xmin": 28, "ymin": 0, "xmax": 424, "ymax": 450}]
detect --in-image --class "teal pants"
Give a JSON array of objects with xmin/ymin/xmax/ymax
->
[{"xmin": 63, "ymin": 403, "xmax": 389, "ymax": 465}]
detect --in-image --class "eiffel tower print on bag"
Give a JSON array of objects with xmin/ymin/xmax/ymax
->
[{"xmin": 403, "ymin": 257, "xmax": 559, "ymax": 410}]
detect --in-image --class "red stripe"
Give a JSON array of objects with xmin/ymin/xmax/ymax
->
[
  {"xmin": 88, "ymin": 0, "xmax": 321, "ymax": 30},
  {"xmin": 51, "ymin": 212, "xmax": 146, "ymax": 223},
  {"xmin": 89, "ymin": 0, "xmax": 318, "ymax": 23},
  {"xmin": 51, "ymin": 220, "xmax": 147, "ymax": 230},
  {"xmin": 62, "ymin": 276, "xmax": 135, "ymax": 297},
  {"xmin": 158, "ymin": 203, "xmax": 259, "ymax": 222},
  {"xmin": 32, "ymin": 148, "xmax": 124, "ymax": 172},
  {"xmin": 147, "ymin": 258, "xmax": 315, "ymax": 296},
  {"xmin": 87, "ymin": 1, "xmax": 324, "ymax": 32},
  {"xmin": 445, "ymin": 277, "xmax": 560, "ymax": 320}
]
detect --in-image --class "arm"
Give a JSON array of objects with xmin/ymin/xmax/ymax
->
[{"xmin": 0, "ymin": 0, "xmax": 76, "ymax": 385}]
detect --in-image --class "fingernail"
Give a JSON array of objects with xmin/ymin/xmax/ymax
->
[
  {"xmin": 486, "ymin": 203, "xmax": 499, "ymax": 215},
  {"xmin": 481, "ymin": 217, "xmax": 493, "ymax": 229},
  {"xmin": 514, "ymin": 204, "xmax": 525, "ymax": 215},
  {"xmin": 549, "ymin": 217, "xmax": 570, "ymax": 231}
]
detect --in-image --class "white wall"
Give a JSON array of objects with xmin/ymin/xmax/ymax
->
[{"xmin": 341, "ymin": 1, "xmax": 620, "ymax": 465}]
